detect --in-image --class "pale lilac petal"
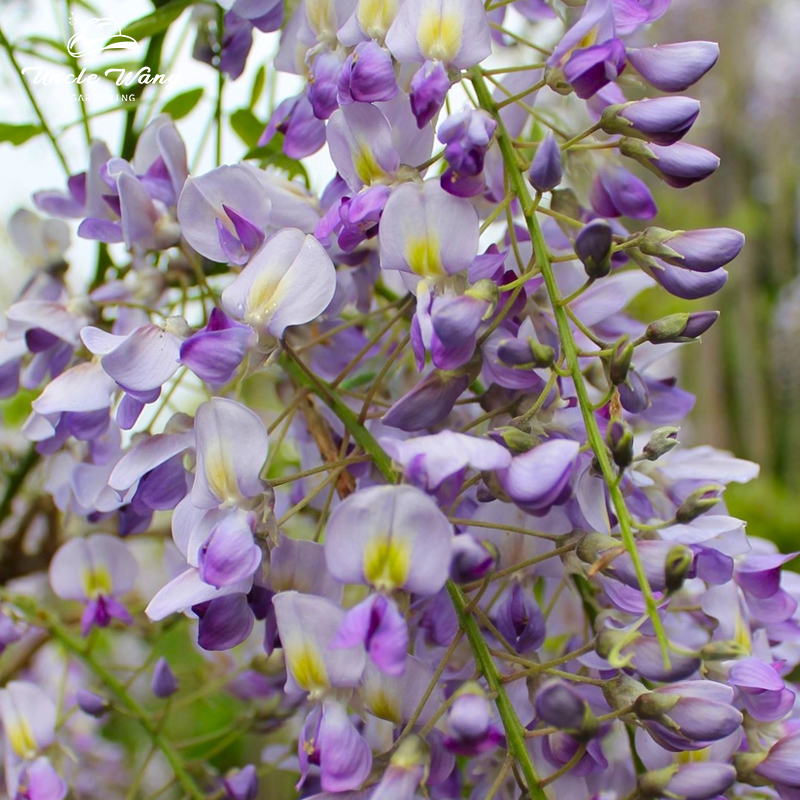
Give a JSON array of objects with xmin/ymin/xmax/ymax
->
[
  {"xmin": 385, "ymin": 0, "xmax": 491, "ymax": 68},
  {"xmin": 177, "ymin": 165, "xmax": 272, "ymax": 263},
  {"xmin": 221, "ymin": 228, "xmax": 337, "ymax": 339},
  {"xmin": 49, "ymin": 534, "xmax": 137, "ymax": 601},
  {"xmin": 318, "ymin": 701, "xmax": 373, "ymax": 793},
  {"xmin": 379, "ymin": 182, "xmax": 479, "ymax": 278},
  {"xmin": 273, "ymin": 591, "xmax": 366, "ymax": 694},
  {"xmin": 32, "ymin": 362, "xmax": 116, "ymax": 415},
  {"xmin": 145, "ymin": 568, "xmax": 252, "ymax": 621},
  {"xmin": 197, "ymin": 513, "xmax": 262, "ymax": 589},
  {"xmin": 192, "ymin": 397, "xmax": 269, "ymax": 509},
  {"xmin": 324, "ymin": 484, "xmax": 454, "ymax": 595},
  {"xmin": 100, "ymin": 324, "xmax": 182, "ymax": 393},
  {"xmin": 108, "ymin": 430, "xmax": 194, "ymax": 494}
]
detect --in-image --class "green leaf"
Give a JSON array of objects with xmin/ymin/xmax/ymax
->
[
  {"xmin": 0, "ymin": 123, "xmax": 43, "ymax": 145},
  {"xmin": 122, "ymin": 0, "xmax": 196, "ymax": 42},
  {"xmin": 243, "ymin": 132, "xmax": 309, "ymax": 186},
  {"xmin": 161, "ymin": 87, "xmax": 204, "ymax": 120},
  {"xmin": 230, "ymin": 108, "xmax": 264, "ymax": 149},
  {"xmin": 249, "ymin": 65, "xmax": 266, "ymax": 110},
  {"xmin": 24, "ymin": 35, "xmax": 69, "ymax": 56}
]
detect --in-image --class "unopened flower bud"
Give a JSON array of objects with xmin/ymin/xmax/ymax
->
[
  {"xmin": 497, "ymin": 338, "xmax": 555, "ymax": 369},
  {"xmin": 626, "ymin": 41, "xmax": 720, "ymax": 93},
  {"xmin": 609, "ymin": 338, "xmax": 634, "ymax": 386},
  {"xmin": 643, "ymin": 427, "xmax": 680, "ymax": 460},
  {"xmin": 77, "ymin": 689, "xmax": 109, "ymax": 718},
  {"xmin": 576, "ymin": 220, "xmax": 613, "ymax": 279},
  {"xmin": 639, "ymin": 226, "xmax": 745, "ymax": 273},
  {"xmin": 528, "ymin": 133, "xmax": 563, "ymax": 192},
  {"xmin": 620, "ymin": 138, "xmax": 720, "ymax": 189},
  {"xmin": 638, "ymin": 763, "xmax": 736, "ymax": 800},
  {"xmin": 535, "ymin": 680, "xmax": 598, "ymax": 740},
  {"xmin": 152, "ymin": 657, "xmax": 179, "ymax": 699},
  {"xmin": 676, "ymin": 485, "xmax": 722, "ymax": 523},
  {"xmin": 600, "ymin": 97, "xmax": 700, "ymax": 146},
  {"xmin": 607, "ymin": 420, "xmax": 634, "ymax": 468},
  {"xmin": 646, "ymin": 311, "xmax": 719, "ymax": 344},
  {"xmin": 664, "ymin": 545, "xmax": 693, "ymax": 592}
]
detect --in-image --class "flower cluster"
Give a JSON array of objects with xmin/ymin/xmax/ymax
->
[{"xmin": 0, "ymin": 1, "xmax": 791, "ymax": 800}]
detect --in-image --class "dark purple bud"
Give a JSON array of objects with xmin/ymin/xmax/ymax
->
[
  {"xmin": 338, "ymin": 41, "xmax": 399, "ymax": 105},
  {"xmin": 645, "ymin": 311, "xmax": 719, "ymax": 344},
  {"xmin": 223, "ymin": 765, "xmax": 258, "ymax": 800},
  {"xmin": 620, "ymin": 139, "xmax": 720, "ymax": 189},
  {"xmin": 410, "ymin": 60, "xmax": 450, "ymax": 128},
  {"xmin": 382, "ymin": 369, "xmax": 471, "ymax": 432},
  {"xmin": 151, "ymin": 657, "xmax": 179, "ymax": 698},
  {"xmin": 493, "ymin": 583, "xmax": 545, "ymax": 654},
  {"xmin": 575, "ymin": 220, "xmax": 613, "ymax": 279},
  {"xmin": 590, "ymin": 166, "xmax": 657, "ymax": 220},
  {"xmin": 444, "ymin": 683, "xmax": 504, "ymax": 756},
  {"xmin": 180, "ymin": 308, "xmax": 256, "ymax": 387},
  {"xmin": 676, "ymin": 485, "xmax": 722, "ymax": 523},
  {"xmin": 640, "ymin": 227, "xmax": 745, "ymax": 273},
  {"xmin": 307, "ymin": 50, "xmax": 343, "ymax": 120},
  {"xmin": 638, "ymin": 763, "xmax": 735, "ymax": 800},
  {"xmin": 259, "ymin": 91, "xmax": 326, "ymax": 159},
  {"xmin": 535, "ymin": 680, "xmax": 597, "ymax": 738},
  {"xmin": 643, "ymin": 427, "xmax": 680, "ymax": 460},
  {"xmin": 564, "ymin": 38, "xmax": 627, "ymax": 99},
  {"xmin": 450, "ymin": 535, "xmax": 498, "ymax": 583},
  {"xmin": 439, "ymin": 108, "xmax": 497, "ymax": 177},
  {"xmin": 497, "ymin": 337, "xmax": 555, "ymax": 369},
  {"xmin": 606, "ymin": 419, "xmax": 633, "ymax": 468},
  {"xmin": 601, "ymin": 97, "xmax": 701, "ymax": 146},
  {"xmin": 194, "ymin": 594, "xmax": 255, "ymax": 651},
  {"xmin": 528, "ymin": 133, "xmax": 562, "ymax": 192},
  {"xmin": 76, "ymin": 688, "xmax": 109, "ymax": 718},
  {"xmin": 627, "ymin": 41, "xmax": 720, "ymax": 93}
]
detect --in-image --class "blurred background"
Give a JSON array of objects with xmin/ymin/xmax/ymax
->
[
  {"xmin": 645, "ymin": 0, "xmax": 800, "ymax": 553},
  {"xmin": 0, "ymin": 0, "xmax": 798, "ymax": 546}
]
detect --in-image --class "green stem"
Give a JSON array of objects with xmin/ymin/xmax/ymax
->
[
  {"xmin": 469, "ymin": 67, "xmax": 670, "ymax": 665},
  {"xmin": 0, "ymin": 25, "xmax": 70, "ymax": 172},
  {"xmin": 0, "ymin": 447, "xmax": 40, "ymax": 527},
  {"xmin": 1, "ymin": 595, "xmax": 205, "ymax": 800},
  {"xmin": 279, "ymin": 352, "xmax": 547, "ymax": 798},
  {"xmin": 448, "ymin": 582, "xmax": 547, "ymax": 800}
]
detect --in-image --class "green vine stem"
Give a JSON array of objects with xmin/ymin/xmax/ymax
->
[
  {"xmin": 280, "ymin": 349, "xmax": 547, "ymax": 798},
  {"xmin": 469, "ymin": 67, "xmax": 670, "ymax": 663},
  {"xmin": 0, "ymin": 594, "xmax": 206, "ymax": 800}
]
